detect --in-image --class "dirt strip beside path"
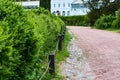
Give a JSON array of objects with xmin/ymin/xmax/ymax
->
[{"xmin": 68, "ymin": 26, "xmax": 120, "ymax": 80}]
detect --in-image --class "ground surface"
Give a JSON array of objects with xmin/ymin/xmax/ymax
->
[
  {"xmin": 68, "ymin": 26, "xmax": 120, "ymax": 80},
  {"xmin": 65, "ymin": 38, "xmax": 95, "ymax": 80}
]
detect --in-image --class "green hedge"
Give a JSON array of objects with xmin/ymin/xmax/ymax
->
[
  {"xmin": 0, "ymin": 0, "xmax": 64, "ymax": 80},
  {"xmin": 59, "ymin": 15, "xmax": 89, "ymax": 26}
]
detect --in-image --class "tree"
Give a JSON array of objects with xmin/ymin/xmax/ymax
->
[
  {"xmin": 83, "ymin": 0, "xmax": 120, "ymax": 25},
  {"xmin": 40, "ymin": 0, "xmax": 51, "ymax": 11}
]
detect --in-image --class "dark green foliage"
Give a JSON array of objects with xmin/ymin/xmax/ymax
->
[
  {"xmin": 84, "ymin": 0, "xmax": 120, "ymax": 25},
  {"xmin": 94, "ymin": 15, "xmax": 116, "ymax": 29},
  {"xmin": 0, "ymin": 0, "xmax": 64, "ymax": 80},
  {"xmin": 26, "ymin": 8, "xmax": 64, "ymax": 54},
  {"xmin": 87, "ymin": 9, "xmax": 101, "ymax": 25},
  {"xmin": 40, "ymin": 0, "xmax": 51, "ymax": 11},
  {"xmin": 59, "ymin": 15, "xmax": 89, "ymax": 26},
  {"xmin": 112, "ymin": 9, "xmax": 120, "ymax": 29}
]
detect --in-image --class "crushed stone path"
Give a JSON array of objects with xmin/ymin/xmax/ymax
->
[
  {"xmin": 65, "ymin": 37, "xmax": 95, "ymax": 80},
  {"xmin": 68, "ymin": 26, "xmax": 120, "ymax": 80}
]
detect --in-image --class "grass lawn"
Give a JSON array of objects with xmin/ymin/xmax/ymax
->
[{"xmin": 106, "ymin": 28, "xmax": 120, "ymax": 33}]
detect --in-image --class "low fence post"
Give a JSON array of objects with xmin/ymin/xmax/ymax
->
[
  {"xmin": 49, "ymin": 53, "xmax": 55, "ymax": 74},
  {"xmin": 63, "ymin": 30, "xmax": 66, "ymax": 35},
  {"xmin": 64, "ymin": 26, "xmax": 66, "ymax": 32},
  {"xmin": 58, "ymin": 34, "xmax": 62, "ymax": 50},
  {"xmin": 62, "ymin": 33, "xmax": 64, "ymax": 40}
]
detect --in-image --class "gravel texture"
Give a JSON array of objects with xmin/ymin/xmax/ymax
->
[
  {"xmin": 63, "ymin": 30, "xmax": 95, "ymax": 80},
  {"xmin": 68, "ymin": 26, "xmax": 120, "ymax": 80}
]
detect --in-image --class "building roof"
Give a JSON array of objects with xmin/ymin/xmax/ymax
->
[{"xmin": 72, "ymin": 0, "xmax": 83, "ymax": 4}]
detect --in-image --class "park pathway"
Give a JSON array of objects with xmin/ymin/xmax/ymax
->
[
  {"xmin": 63, "ymin": 36, "xmax": 95, "ymax": 80},
  {"xmin": 68, "ymin": 26, "xmax": 120, "ymax": 80}
]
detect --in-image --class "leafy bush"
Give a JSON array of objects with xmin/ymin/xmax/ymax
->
[
  {"xmin": 94, "ymin": 15, "xmax": 116, "ymax": 29},
  {"xmin": 0, "ymin": 1, "xmax": 34, "ymax": 79},
  {"xmin": 112, "ymin": 9, "xmax": 120, "ymax": 29},
  {"xmin": 0, "ymin": 0, "xmax": 64, "ymax": 80},
  {"xmin": 27, "ymin": 9, "xmax": 64, "ymax": 54}
]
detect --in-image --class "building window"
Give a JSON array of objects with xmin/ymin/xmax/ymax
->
[
  {"xmin": 56, "ymin": 11, "xmax": 61, "ymax": 16},
  {"xmin": 54, "ymin": 4, "xmax": 56, "ymax": 7},
  {"xmin": 53, "ymin": 11, "xmax": 56, "ymax": 14},
  {"xmin": 58, "ymin": 4, "xmax": 60, "ymax": 7},
  {"xmin": 74, "ymin": 8, "xmax": 76, "ymax": 11},
  {"xmin": 63, "ymin": 3, "xmax": 65, "ymax": 7},
  {"xmin": 62, "ymin": 11, "xmax": 65, "ymax": 16},
  {"xmin": 68, "ymin": 3, "xmax": 70, "ymax": 7},
  {"xmin": 67, "ymin": 11, "xmax": 70, "ymax": 16}
]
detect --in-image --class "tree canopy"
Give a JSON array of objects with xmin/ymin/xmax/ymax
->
[{"xmin": 83, "ymin": 0, "xmax": 120, "ymax": 25}]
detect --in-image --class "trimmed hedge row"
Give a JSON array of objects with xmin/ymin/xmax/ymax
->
[
  {"xmin": 0, "ymin": 0, "xmax": 64, "ymax": 80},
  {"xmin": 59, "ymin": 15, "xmax": 90, "ymax": 26}
]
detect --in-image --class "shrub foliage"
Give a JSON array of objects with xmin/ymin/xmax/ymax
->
[
  {"xmin": 0, "ymin": 0, "xmax": 64, "ymax": 80},
  {"xmin": 94, "ymin": 15, "xmax": 116, "ymax": 29}
]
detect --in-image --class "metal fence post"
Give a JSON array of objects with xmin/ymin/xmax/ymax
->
[
  {"xmin": 62, "ymin": 33, "xmax": 64, "ymax": 40},
  {"xmin": 58, "ymin": 34, "xmax": 62, "ymax": 50}
]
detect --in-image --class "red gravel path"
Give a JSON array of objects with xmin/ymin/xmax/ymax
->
[{"xmin": 68, "ymin": 26, "xmax": 120, "ymax": 80}]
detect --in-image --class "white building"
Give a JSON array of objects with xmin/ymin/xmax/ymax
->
[
  {"xmin": 16, "ymin": 0, "xmax": 39, "ymax": 9},
  {"xmin": 51, "ymin": 0, "xmax": 89, "ymax": 16},
  {"xmin": 16, "ymin": 0, "xmax": 114, "ymax": 16},
  {"xmin": 71, "ymin": 0, "xmax": 89, "ymax": 15},
  {"xmin": 17, "ymin": 0, "xmax": 89, "ymax": 16},
  {"xmin": 51, "ymin": 0, "xmax": 73, "ymax": 16}
]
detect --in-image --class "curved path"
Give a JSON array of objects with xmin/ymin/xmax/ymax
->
[{"xmin": 68, "ymin": 26, "xmax": 120, "ymax": 80}]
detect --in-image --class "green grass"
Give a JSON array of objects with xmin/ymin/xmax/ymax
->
[
  {"xmin": 42, "ymin": 29, "xmax": 72, "ymax": 80},
  {"xmin": 55, "ymin": 29, "xmax": 72, "ymax": 79},
  {"xmin": 56, "ymin": 29, "xmax": 72, "ymax": 62},
  {"xmin": 106, "ymin": 28, "xmax": 120, "ymax": 33}
]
